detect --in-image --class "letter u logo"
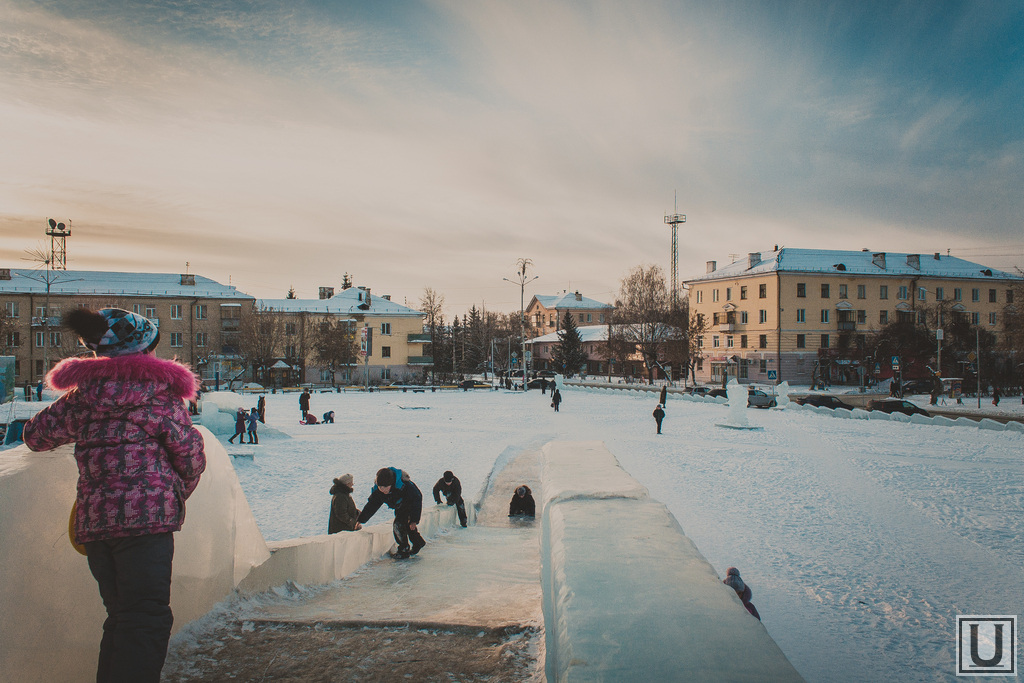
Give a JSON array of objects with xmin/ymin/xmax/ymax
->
[{"xmin": 970, "ymin": 623, "xmax": 1003, "ymax": 668}]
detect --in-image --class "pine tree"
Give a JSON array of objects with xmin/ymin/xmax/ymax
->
[
  {"xmin": 286, "ymin": 286, "xmax": 297, "ymax": 299},
  {"xmin": 341, "ymin": 273, "xmax": 353, "ymax": 290},
  {"xmin": 553, "ymin": 310, "xmax": 587, "ymax": 377}
]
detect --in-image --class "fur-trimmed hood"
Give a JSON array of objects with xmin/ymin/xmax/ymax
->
[{"xmin": 47, "ymin": 353, "xmax": 200, "ymax": 401}]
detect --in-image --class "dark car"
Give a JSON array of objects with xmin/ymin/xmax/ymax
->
[
  {"xmin": 706, "ymin": 388, "xmax": 728, "ymax": 399},
  {"xmin": 866, "ymin": 399, "xmax": 930, "ymax": 417},
  {"xmin": 684, "ymin": 387, "xmax": 710, "ymax": 397},
  {"xmin": 458, "ymin": 380, "xmax": 490, "ymax": 389},
  {"xmin": 899, "ymin": 379, "xmax": 934, "ymax": 395},
  {"xmin": 525, "ymin": 378, "xmax": 550, "ymax": 390},
  {"xmin": 794, "ymin": 394, "xmax": 855, "ymax": 411},
  {"xmin": 747, "ymin": 389, "xmax": 777, "ymax": 408}
]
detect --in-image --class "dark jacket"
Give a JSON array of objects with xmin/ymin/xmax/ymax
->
[
  {"xmin": 299, "ymin": 390, "xmax": 310, "ymax": 411},
  {"xmin": 234, "ymin": 410, "xmax": 247, "ymax": 432},
  {"xmin": 328, "ymin": 480, "xmax": 359, "ymax": 533},
  {"xmin": 433, "ymin": 476, "xmax": 463, "ymax": 505},
  {"xmin": 357, "ymin": 467, "xmax": 423, "ymax": 525},
  {"xmin": 509, "ymin": 486, "xmax": 536, "ymax": 517},
  {"xmin": 551, "ymin": 390, "xmax": 562, "ymax": 406},
  {"xmin": 653, "ymin": 406, "xmax": 665, "ymax": 422}
]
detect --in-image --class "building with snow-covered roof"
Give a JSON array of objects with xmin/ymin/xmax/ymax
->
[
  {"xmin": 527, "ymin": 325, "xmax": 654, "ymax": 379},
  {"xmin": 525, "ymin": 291, "xmax": 614, "ymax": 339},
  {"xmin": 684, "ymin": 248, "xmax": 1022, "ymax": 386},
  {"xmin": 0, "ymin": 268, "xmax": 252, "ymax": 386},
  {"xmin": 257, "ymin": 285, "xmax": 429, "ymax": 386}
]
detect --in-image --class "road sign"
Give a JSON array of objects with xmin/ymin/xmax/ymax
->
[
  {"xmin": 967, "ymin": 351, "xmax": 977, "ymax": 362},
  {"xmin": 767, "ymin": 370, "xmax": 777, "ymax": 380},
  {"xmin": 891, "ymin": 356, "xmax": 900, "ymax": 368}
]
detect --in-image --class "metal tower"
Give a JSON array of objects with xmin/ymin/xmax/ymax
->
[
  {"xmin": 45, "ymin": 218, "xmax": 72, "ymax": 270},
  {"xmin": 664, "ymin": 198, "xmax": 685, "ymax": 310}
]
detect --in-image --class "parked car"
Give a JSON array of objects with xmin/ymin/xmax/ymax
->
[
  {"xmin": 684, "ymin": 386, "xmax": 710, "ymax": 397},
  {"xmin": 525, "ymin": 378, "xmax": 550, "ymax": 390},
  {"xmin": 747, "ymin": 389, "xmax": 777, "ymax": 408},
  {"xmin": 706, "ymin": 388, "xmax": 728, "ymax": 399},
  {"xmin": 458, "ymin": 380, "xmax": 490, "ymax": 389},
  {"xmin": 900, "ymin": 379, "xmax": 935, "ymax": 395},
  {"xmin": 794, "ymin": 394, "xmax": 855, "ymax": 411},
  {"xmin": 866, "ymin": 399, "xmax": 930, "ymax": 417}
]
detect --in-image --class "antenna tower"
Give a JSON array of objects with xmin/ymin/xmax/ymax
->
[
  {"xmin": 45, "ymin": 218, "xmax": 72, "ymax": 270},
  {"xmin": 663, "ymin": 193, "xmax": 686, "ymax": 310}
]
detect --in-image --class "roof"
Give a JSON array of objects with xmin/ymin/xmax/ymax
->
[
  {"xmin": 530, "ymin": 292, "xmax": 614, "ymax": 311},
  {"xmin": 528, "ymin": 325, "xmax": 612, "ymax": 344},
  {"xmin": 259, "ymin": 287, "xmax": 424, "ymax": 317},
  {"xmin": 684, "ymin": 248, "xmax": 1023, "ymax": 283},
  {"xmin": 0, "ymin": 269, "xmax": 252, "ymax": 299}
]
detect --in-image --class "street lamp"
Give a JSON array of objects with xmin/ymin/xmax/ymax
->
[{"xmin": 504, "ymin": 258, "xmax": 538, "ymax": 391}]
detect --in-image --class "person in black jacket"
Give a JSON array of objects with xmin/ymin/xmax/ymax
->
[
  {"xmin": 356, "ymin": 467, "xmax": 425, "ymax": 559},
  {"xmin": 433, "ymin": 470, "xmax": 468, "ymax": 528},
  {"xmin": 508, "ymin": 485, "xmax": 536, "ymax": 518},
  {"xmin": 299, "ymin": 389, "xmax": 311, "ymax": 418},
  {"xmin": 653, "ymin": 403, "xmax": 665, "ymax": 434}
]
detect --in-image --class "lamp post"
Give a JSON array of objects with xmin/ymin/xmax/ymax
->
[{"xmin": 504, "ymin": 258, "xmax": 538, "ymax": 391}]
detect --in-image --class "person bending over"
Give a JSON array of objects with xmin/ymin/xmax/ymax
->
[
  {"xmin": 357, "ymin": 467, "xmax": 425, "ymax": 559},
  {"xmin": 509, "ymin": 485, "xmax": 536, "ymax": 518},
  {"xmin": 432, "ymin": 470, "xmax": 468, "ymax": 527}
]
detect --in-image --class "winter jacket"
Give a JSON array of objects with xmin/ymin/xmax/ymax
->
[
  {"xmin": 247, "ymin": 411, "xmax": 258, "ymax": 432},
  {"xmin": 299, "ymin": 391, "xmax": 310, "ymax": 411},
  {"xmin": 234, "ymin": 410, "xmax": 247, "ymax": 433},
  {"xmin": 23, "ymin": 354, "xmax": 205, "ymax": 544},
  {"xmin": 653, "ymin": 406, "xmax": 665, "ymax": 422},
  {"xmin": 328, "ymin": 480, "xmax": 360, "ymax": 533},
  {"xmin": 433, "ymin": 475, "xmax": 463, "ymax": 505},
  {"xmin": 357, "ymin": 467, "xmax": 422, "ymax": 525},
  {"xmin": 509, "ymin": 486, "xmax": 536, "ymax": 517}
]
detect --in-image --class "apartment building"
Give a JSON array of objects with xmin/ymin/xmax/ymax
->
[
  {"xmin": 0, "ymin": 269, "xmax": 253, "ymax": 385},
  {"xmin": 528, "ymin": 325, "xmax": 653, "ymax": 379},
  {"xmin": 684, "ymin": 248, "xmax": 1022, "ymax": 386},
  {"xmin": 259, "ymin": 285, "xmax": 429, "ymax": 386},
  {"xmin": 525, "ymin": 291, "xmax": 614, "ymax": 339}
]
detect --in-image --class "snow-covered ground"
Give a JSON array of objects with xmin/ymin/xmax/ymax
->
[{"xmin": 7, "ymin": 386, "xmax": 1022, "ymax": 682}]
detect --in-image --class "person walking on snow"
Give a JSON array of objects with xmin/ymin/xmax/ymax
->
[
  {"xmin": 356, "ymin": 467, "xmax": 425, "ymax": 559},
  {"xmin": 551, "ymin": 388, "xmax": 562, "ymax": 412},
  {"xmin": 247, "ymin": 407, "xmax": 259, "ymax": 444},
  {"xmin": 229, "ymin": 407, "xmax": 247, "ymax": 444},
  {"xmin": 433, "ymin": 470, "xmax": 468, "ymax": 527},
  {"xmin": 22, "ymin": 308, "xmax": 206, "ymax": 683},
  {"xmin": 257, "ymin": 394, "xmax": 266, "ymax": 423},
  {"xmin": 653, "ymin": 403, "xmax": 665, "ymax": 434},
  {"xmin": 328, "ymin": 473, "xmax": 360, "ymax": 533},
  {"xmin": 299, "ymin": 388, "xmax": 311, "ymax": 419}
]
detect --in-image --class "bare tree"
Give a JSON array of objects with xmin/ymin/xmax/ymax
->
[
  {"xmin": 310, "ymin": 315, "xmax": 358, "ymax": 386},
  {"xmin": 420, "ymin": 288, "xmax": 444, "ymax": 384},
  {"xmin": 237, "ymin": 303, "xmax": 284, "ymax": 385},
  {"xmin": 614, "ymin": 264, "xmax": 672, "ymax": 383}
]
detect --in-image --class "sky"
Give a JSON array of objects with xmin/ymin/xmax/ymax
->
[{"xmin": 2, "ymin": 0, "xmax": 1023, "ymax": 315}]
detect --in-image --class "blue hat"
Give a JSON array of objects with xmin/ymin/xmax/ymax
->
[{"xmin": 80, "ymin": 308, "xmax": 159, "ymax": 357}]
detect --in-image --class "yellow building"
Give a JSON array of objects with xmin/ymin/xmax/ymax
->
[
  {"xmin": 525, "ymin": 291, "xmax": 614, "ymax": 339},
  {"xmin": 684, "ymin": 248, "xmax": 1022, "ymax": 386}
]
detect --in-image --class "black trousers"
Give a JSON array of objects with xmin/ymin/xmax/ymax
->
[
  {"xmin": 450, "ymin": 498, "xmax": 468, "ymax": 526},
  {"xmin": 393, "ymin": 517, "xmax": 426, "ymax": 553},
  {"xmin": 85, "ymin": 533, "xmax": 174, "ymax": 683}
]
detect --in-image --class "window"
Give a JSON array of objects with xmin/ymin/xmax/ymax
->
[
  {"xmin": 195, "ymin": 305, "xmax": 207, "ymax": 320},
  {"xmin": 820, "ymin": 334, "xmax": 830, "ymax": 349},
  {"xmin": 381, "ymin": 322, "xmax": 392, "ymax": 335},
  {"xmin": 285, "ymin": 323, "xmax": 297, "ymax": 335},
  {"xmin": 839, "ymin": 284, "xmax": 848, "ymax": 299},
  {"xmin": 989, "ymin": 312, "xmax": 997, "ymax": 325},
  {"xmin": 1008, "ymin": 290, "xmax": 1015, "ymax": 304},
  {"xmin": 381, "ymin": 368, "xmax": 391, "ymax": 380},
  {"xmin": 382, "ymin": 346, "xmax": 392, "ymax": 358},
  {"xmin": 712, "ymin": 290, "xmax": 719, "ymax": 303},
  {"xmin": 578, "ymin": 314, "xmax": 585, "ymax": 323},
  {"xmin": 935, "ymin": 287, "xmax": 944, "ymax": 301},
  {"xmin": 989, "ymin": 289, "xmax": 997, "ymax": 303},
  {"xmin": 740, "ymin": 286, "xmax": 748, "ymax": 300},
  {"xmin": 13, "ymin": 359, "xmax": 19, "ymax": 377},
  {"xmin": 35, "ymin": 331, "xmax": 44, "ymax": 348},
  {"xmin": 36, "ymin": 360, "xmax": 44, "ymax": 376},
  {"xmin": 132, "ymin": 304, "xmax": 142, "ymax": 315},
  {"xmin": 196, "ymin": 332, "xmax": 208, "ymax": 347},
  {"xmin": 797, "ymin": 283, "xmax": 806, "ymax": 298},
  {"xmin": 726, "ymin": 336, "xmax": 734, "ymax": 348},
  {"xmin": 880, "ymin": 310, "xmax": 889, "ymax": 324},
  {"xmin": 759, "ymin": 334, "xmax": 768, "ymax": 349},
  {"xmin": 587, "ymin": 314, "xmax": 592, "ymax": 323},
  {"xmin": 917, "ymin": 311, "xmax": 926, "ymax": 324},
  {"xmin": 898, "ymin": 286, "xmax": 908, "ymax": 300},
  {"xmin": 879, "ymin": 285, "xmax": 888, "ymax": 300},
  {"xmin": 696, "ymin": 290, "xmax": 703, "ymax": 304},
  {"xmin": 724, "ymin": 288, "xmax": 731, "ymax": 301},
  {"xmin": 971, "ymin": 312, "xmax": 980, "ymax": 325},
  {"xmin": 740, "ymin": 335, "xmax": 748, "ymax": 348},
  {"xmin": 759, "ymin": 310, "xmax": 768, "ymax": 324},
  {"xmin": 740, "ymin": 311, "xmax": 749, "ymax": 324},
  {"xmin": 170, "ymin": 332, "xmax": 182, "ymax": 347},
  {"xmin": 760, "ymin": 358, "xmax": 767, "ymax": 373},
  {"xmin": 918, "ymin": 287, "xmax": 927, "ymax": 301},
  {"xmin": 820, "ymin": 309, "xmax": 830, "ymax": 324},
  {"xmin": 36, "ymin": 306, "xmax": 46, "ymax": 318},
  {"xmin": 285, "ymin": 344, "xmax": 297, "ymax": 357},
  {"xmin": 857, "ymin": 285, "xmax": 866, "ymax": 299},
  {"xmin": 857, "ymin": 310, "xmax": 866, "ymax": 324},
  {"xmin": 971, "ymin": 288, "xmax": 980, "ymax": 302},
  {"xmin": 713, "ymin": 312, "xmax": 721, "ymax": 325},
  {"xmin": 599, "ymin": 314, "xmax": 605, "ymax": 323},
  {"xmin": 712, "ymin": 336, "xmax": 720, "ymax": 348},
  {"xmin": 321, "ymin": 369, "xmax": 333, "ymax": 382},
  {"xmin": 821, "ymin": 284, "xmax": 830, "ymax": 298},
  {"xmin": 759, "ymin": 284, "xmax": 767, "ymax": 299},
  {"xmin": 5, "ymin": 301, "xmax": 19, "ymax": 317},
  {"xmin": 796, "ymin": 334, "xmax": 806, "ymax": 349},
  {"xmin": 796, "ymin": 309, "xmax": 805, "ymax": 323},
  {"xmin": 6, "ymin": 331, "xmax": 19, "ymax": 347},
  {"xmin": 954, "ymin": 288, "xmax": 962, "ymax": 301},
  {"xmin": 170, "ymin": 304, "xmax": 182, "ymax": 319},
  {"xmin": 49, "ymin": 331, "xmax": 61, "ymax": 348},
  {"xmin": 697, "ymin": 336, "xmax": 703, "ymax": 348}
]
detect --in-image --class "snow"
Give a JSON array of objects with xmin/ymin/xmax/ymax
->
[{"xmin": 4, "ymin": 383, "xmax": 1022, "ymax": 681}]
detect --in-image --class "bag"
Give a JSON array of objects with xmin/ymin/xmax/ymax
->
[
  {"xmin": 69, "ymin": 501, "xmax": 87, "ymax": 556},
  {"xmin": 550, "ymin": 401, "xmax": 555, "ymax": 408}
]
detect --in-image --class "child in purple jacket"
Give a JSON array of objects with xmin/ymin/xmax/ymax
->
[{"xmin": 23, "ymin": 308, "xmax": 206, "ymax": 683}]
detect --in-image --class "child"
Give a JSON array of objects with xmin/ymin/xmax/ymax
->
[
  {"xmin": 328, "ymin": 473, "xmax": 360, "ymax": 533},
  {"xmin": 356, "ymin": 467, "xmax": 425, "ymax": 559},
  {"xmin": 229, "ymin": 407, "xmax": 247, "ymax": 444},
  {"xmin": 509, "ymin": 485, "xmax": 536, "ymax": 517},
  {"xmin": 723, "ymin": 567, "xmax": 761, "ymax": 620},
  {"xmin": 247, "ymin": 407, "xmax": 259, "ymax": 444},
  {"xmin": 22, "ymin": 308, "xmax": 206, "ymax": 683}
]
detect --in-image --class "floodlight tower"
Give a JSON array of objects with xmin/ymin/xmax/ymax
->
[
  {"xmin": 664, "ymin": 196, "xmax": 685, "ymax": 310},
  {"xmin": 45, "ymin": 218, "xmax": 72, "ymax": 270}
]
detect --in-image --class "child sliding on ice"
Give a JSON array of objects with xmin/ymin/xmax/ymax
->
[{"xmin": 23, "ymin": 308, "xmax": 206, "ymax": 683}]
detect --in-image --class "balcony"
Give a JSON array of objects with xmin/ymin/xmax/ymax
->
[
  {"xmin": 407, "ymin": 356, "xmax": 434, "ymax": 366},
  {"xmin": 718, "ymin": 323, "xmax": 734, "ymax": 333},
  {"xmin": 407, "ymin": 333, "xmax": 432, "ymax": 344},
  {"xmin": 837, "ymin": 321, "xmax": 856, "ymax": 331},
  {"xmin": 30, "ymin": 316, "xmax": 61, "ymax": 328},
  {"xmin": 221, "ymin": 318, "xmax": 240, "ymax": 331}
]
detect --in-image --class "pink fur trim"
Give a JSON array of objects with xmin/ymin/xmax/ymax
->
[{"xmin": 47, "ymin": 354, "xmax": 200, "ymax": 400}]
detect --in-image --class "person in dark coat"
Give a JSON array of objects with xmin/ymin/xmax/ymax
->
[
  {"xmin": 328, "ymin": 473, "xmax": 360, "ymax": 533},
  {"xmin": 509, "ymin": 485, "xmax": 536, "ymax": 517},
  {"xmin": 433, "ymin": 470, "xmax": 468, "ymax": 527},
  {"xmin": 36, "ymin": 379, "xmax": 43, "ymax": 400},
  {"xmin": 551, "ymin": 388, "xmax": 561, "ymax": 412},
  {"xmin": 228, "ymin": 407, "xmax": 247, "ymax": 444},
  {"xmin": 993, "ymin": 385, "xmax": 1001, "ymax": 406},
  {"xmin": 723, "ymin": 567, "xmax": 760, "ymax": 620},
  {"xmin": 246, "ymin": 408, "xmax": 259, "ymax": 444},
  {"xmin": 322, "ymin": 410, "xmax": 335, "ymax": 424},
  {"xmin": 299, "ymin": 389, "xmax": 311, "ymax": 418},
  {"xmin": 653, "ymin": 404, "xmax": 665, "ymax": 434},
  {"xmin": 659, "ymin": 385, "xmax": 668, "ymax": 406},
  {"xmin": 356, "ymin": 467, "xmax": 425, "ymax": 559},
  {"xmin": 541, "ymin": 378, "xmax": 548, "ymax": 395},
  {"xmin": 257, "ymin": 395, "xmax": 266, "ymax": 423}
]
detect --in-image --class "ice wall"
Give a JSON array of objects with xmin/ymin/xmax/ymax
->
[{"xmin": 540, "ymin": 441, "xmax": 804, "ymax": 682}]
